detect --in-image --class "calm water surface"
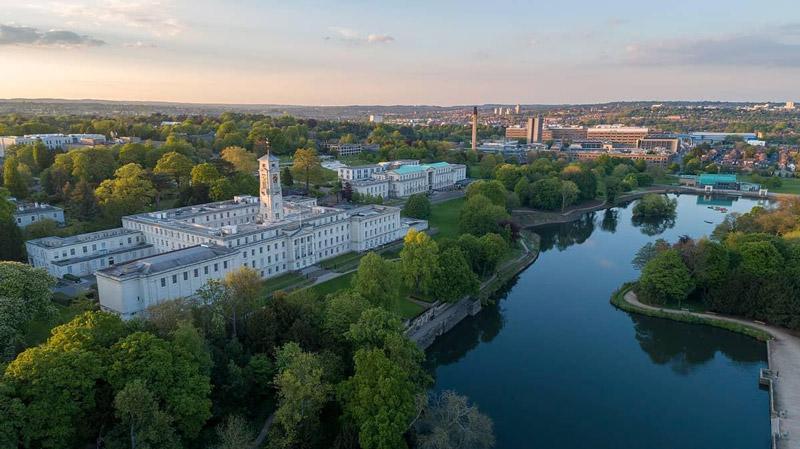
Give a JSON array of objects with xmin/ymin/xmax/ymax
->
[{"xmin": 427, "ymin": 194, "xmax": 771, "ymax": 449}]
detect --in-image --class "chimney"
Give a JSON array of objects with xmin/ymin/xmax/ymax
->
[{"xmin": 471, "ymin": 107, "xmax": 478, "ymax": 153}]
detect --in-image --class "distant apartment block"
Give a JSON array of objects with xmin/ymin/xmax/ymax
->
[
  {"xmin": 637, "ymin": 137, "xmax": 680, "ymax": 153},
  {"xmin": 690, "ymin": 132, "xmax": 758, "ymax": 145},
  {"xmin": 541, "ymin": 125, "xmax": 588, "ymax": 142},
  {"xmin": 504, "ymin": 116, "xmax": 544, "ymax": 144},
  {"xmin": 586, "ymin": 125, "xmax": 649, "ymax": 146}
]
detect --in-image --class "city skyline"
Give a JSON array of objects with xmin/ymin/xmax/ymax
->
[{"xmin": 1, "ymin": 0, "xmax": 800, "ymax": 105}]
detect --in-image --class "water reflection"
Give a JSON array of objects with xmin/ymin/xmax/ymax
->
[
  {"xmin": 631, "ymin": 215, "xmax": 676, "ymax": 236},
  {"xmin": 424, "ymin": 276, "xmax": 515, "ymax": 368},
  {"xmin": 631, "ymin": 314, "xmax": 766, "ymax": 375},
  {"xmin": 538, "ymin": 212, "xmax": 597, "ymax": 252},
  {"xmin": 600, "ymin": 209, "xmax": 619, "ymax": 233}
]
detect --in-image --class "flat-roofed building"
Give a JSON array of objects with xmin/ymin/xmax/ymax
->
[
  {"xmin": 690, "ymin": 132, "xmax": 757, "ymax": 145},
  {"xmin": 87, "ymin": 154, "xmax": 427, "ymax": 319},
  {"xmin": 586, "ymin": 125, "xmax": 649, "ymax": 146},
  {"xmin": 12, "ymin": 200, "xmax": 65, "ymax": 228},
  {"xmin": 26, "ymin": 228, "xmax": 154, "ymax": 278},
  {"xmin": 542, "ymin": 125, "xmax": 587, "ymax": 142},
  {"xmin": 637, "ymin": 137, "xmax": 680, "ymax": 153}
]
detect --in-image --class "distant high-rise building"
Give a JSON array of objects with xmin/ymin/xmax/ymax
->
[
  {"xmin": 471, "ymin": 107, "xmax": 478, "ymax": 153},
  {"xmin": 369, "ymin": 114, "xmax": 384, "ymax": 123},
  {"xmin": 530, "ymin": 116, "xmax": 543, "ymax": 143},
  {"xmin": 505, "ymin": 107, "xmax": 511, "ymax": 115},
  {"xmin": 786, "ymin": 101, "xmax": 796, "ymax": 110},
  {"xmin": 515, "ymin": 104, "xmax": 521, "ymax": 114}
]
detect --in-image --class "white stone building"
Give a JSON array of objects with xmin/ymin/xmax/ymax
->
[
  {"xmin": 26, "ymin": 228, "xmax": 154, "ymax": 278},
  {"xmin": 12, "ymin": 200, "xmax": 65, "ymax": 228},
  {"xmin": 0, "ymin": 134, "xmax": 107, "ymax": 156},
  {"xmin": 338, "ymin": 160, "xmax": 467, "ymax": 199},
  {"xmin": 93, "ymin": 153, "xmax": 426, "ymax": 319}
]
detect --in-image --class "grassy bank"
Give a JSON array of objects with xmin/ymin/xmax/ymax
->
[
  {"xmin": 427, "ymin": 197, "xmax": 465, "ymax": 241},
  {"xmin": 610, "ymin": 283, "xmax": 772, "ymax": 342}
]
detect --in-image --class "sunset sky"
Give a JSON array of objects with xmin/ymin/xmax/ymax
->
[{"xmin": 1, "ymin": 0, "xmax": 799, "ymax": 105}]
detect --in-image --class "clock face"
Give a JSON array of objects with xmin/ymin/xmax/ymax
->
[{"xmin": 272, "ymin": 175, "xmax": 278, "ymax": 184}]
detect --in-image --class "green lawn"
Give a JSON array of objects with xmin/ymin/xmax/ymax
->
[
  {"xmin": 262, "ymin": 272, "xmax": 312, "ymax": 296},
  {"xmin": 739, "ymin": 174, "xmax": 800, "ymax": 194},
  {"xmin": 318, "ymin": 251, "xmax": 363, "ymax": 272},
  {"xmin": 310, "ymin": 272, "xmax": 424, "ymax": 319},
  {"xmin": 428, "ymin": 197, "xmax": 465, "ymax": 241}
]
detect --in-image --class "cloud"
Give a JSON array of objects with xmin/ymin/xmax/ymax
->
[
  {"xmin": 326, "ymin": 27, "xmax": 395, "ymax": 45},
  {"xmin": 624, "ymin": 31, "xmax": 800, "ymax": 67},
  {"xmin": 47, "ymin": 0, "xmax": 184, "ymax": 37},
  {"xmin": 0, "ymin": 24, "xmax": 105, "ymax": 47},
  {"xmin": 123, "ymin": 41, "xmax": 157, "ymax": 48}
]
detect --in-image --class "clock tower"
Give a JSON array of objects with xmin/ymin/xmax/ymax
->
[{"xmin": 258, "ymin": 152, "xmax": 283, "ymax": 222}]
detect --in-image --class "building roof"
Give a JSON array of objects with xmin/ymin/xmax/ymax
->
[
  {"xmin": 96, "ymin": 244, "xmax": 236, "ymax": 280},
  {"xmin": 258, "ymin": 153, "xmax": 279, "ymax": 161},
  {"xmin": 392, "ymin": 164, "xmax": 427, "ymax": 175},
  {"xmin": 698, "ymin": 174, "xmax": 738, "ymax": 184},
  {"xmin": 26, "ymin": 227, "xmax": 141, "ymax": 249}
]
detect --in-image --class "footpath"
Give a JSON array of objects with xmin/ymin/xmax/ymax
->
[{"xmin": 622, "ymin": 290, "xmax": 800, "ymax": 449}]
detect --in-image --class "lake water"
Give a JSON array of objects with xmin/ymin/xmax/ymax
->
[{"xmin": 426, "ymin": 194, "xmax": 772, "ymax": 449}]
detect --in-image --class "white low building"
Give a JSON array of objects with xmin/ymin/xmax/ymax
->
[
  {"xmin": 338, "ymin": 160, "xmax": 467, "ymax": 199},
  {"xmin": 26, "ymin": 228, "xmax": 154, "ymax": 278},
  {"xmin": 0, "ymin": 134, "xmax": 107, "ymax": 156},
  {"xmin": 94, "ymin": 153, "xmax": 426, "ymax": 319},
  {"xmin": 12, "ymin": 200, "xmax": 65, "ymax": 228}
]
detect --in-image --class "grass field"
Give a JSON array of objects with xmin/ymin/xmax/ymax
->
[
  {"xmin": 310, "ymin": 272, "xmax": 424, "ymax": 318},
  {"xmin": 262, "ymin": 272, "xmax": 312, "ymax": 296},
  {"xmin": 428, "ymin": 197, "xmax": 465, "ymax": 240},
  {"xmin": 318, "ymin": 251, "xmax": 363, "ymax": 272},
  {"xmin": 739, "ymin": 174, "xmax": 800, "ymax": 194}
]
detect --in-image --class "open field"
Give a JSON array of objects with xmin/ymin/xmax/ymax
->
[{"xmin": 428, "ymin": 197, "xmax": 464, "ymax": 240}]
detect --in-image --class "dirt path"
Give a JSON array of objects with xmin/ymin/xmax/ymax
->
[{"xmin": 623, "ymin": 290, "xmax": 800, "ymax": 448}]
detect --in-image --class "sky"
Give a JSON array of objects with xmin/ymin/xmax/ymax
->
[{"xmin": 1, "ymin": 0, "xmax": 799, "ymax": 105}]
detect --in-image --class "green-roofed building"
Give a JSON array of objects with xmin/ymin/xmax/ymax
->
[{"xmin": 698, "ymin": 174, "xmax": 739, "ymax": 190}]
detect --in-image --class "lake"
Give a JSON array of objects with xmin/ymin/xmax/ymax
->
[{"xmin": 426, "ymin": 194, "xmax": 772, "ymax": 449}]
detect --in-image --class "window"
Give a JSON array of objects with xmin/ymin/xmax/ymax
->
[
  {"xmin": 161, "ymin": 278, "xmax": 166, "ymax": 287},
  {"xmin": 172, "ymin": 275, "xmax": 177, "ymax": 284},
  {"xmin": 223, "ymin": 261, "xmax": 228, "ymax": 269},
  {"xmin": 204, "ymin": 266, "xmax": 209, "ymax": 275},
  {"xmin": 194, "ymin": 269, "xmax": 199, "ymax": 278},
  {"xmin": 183, "ymin": 272, "xmax": 188, "ymax": 280},
  {"xmin": 214, "ymin": 263, "xmax": 219, "ymax": 272}
]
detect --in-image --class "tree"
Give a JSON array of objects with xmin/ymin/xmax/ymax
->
[
  {"xmin": 65, "ymin": 179, "xmax": 100, "ymax": 221},
  {"xmin": 191, "ymin": 163, "xmax": 222, "ymax": 187},
  {"xmin": 95, "ymin": 163, "xmax": 156, "ymax": 220},
  {"xmin": 221, "ymin": 267, "xmax": 263, "ymax": 338},
  {"xmin": 32, "ymin": 141, "xmax": 52, "ymax": 172},
  {"xmin": 4, "ymin": 156, "xmax": 29, "ymax": 198},
  {"xmin": 631, "ymin": 239, "xmax": 670, "ymax": 270},
  {"xmin": 24, "ymin": 218, "xmax": 60, "ymax": 239},
  {"xmin": 118, "ymin": 143, "xmax": 149, "ymax": 167},
  {"xmin": 113, "ymin": 380, "xmax": 180, "ymax": 449},
  {"xmin": 291, "ymin": 147, "xmax": 323, "ymax": 191},
  {"xmin": 402, "ymin": 193, "xmax": 432, "ymax": 219},
  {"xmin": 478, "ymin": 233, "xmax": 507, "ymax": 277},
  {"xmin": 604, "ymin": 176, "xmax": 621, "ymax": 204},
  {"xmin": 339, "ymin": 348, "xmax": 417, "ymax": 449},
  {"xmin": 354, "ymin": 252, "xmax": 401, "ymax": 310},
  {"xmin": 638, "ymin": 249, "xmax": 694, "ymax": 306},
  {"xmin": 465, "ymin": 180, "xmax": 506, "ymax": 207},
  {"xmin": 560, "ymin": 180, "xmax": 579, "ymax": 212},
  {"xmin": 561, "ymin": 164, "xmax": 597, "ymax": 200},
  {"xmin": 281, "ymin": 166, "xmax": 294, "ymax": 187},
  {"xmin": 271, "ymin": 342, "xmax": 330, "ymax": 448},
  {"xmin": 415, "ymin": 391, "xmax": 495, "ymax": 449},
  {"xmin": 459, "ymin": 194, "xmax": 509, "ymax": 237},
  {"xmin": 514, "ymin": 178, "xmax": 532, "ymax": 207},
  {"xmin": 221, "ymin": 146, "xmax": 258, "ymax": 173},
  {"xmin": 323, "ymin": 290, "xmax": 372, "ymax": 342},
  {"xmin": 0, "ymin": 192, "xmax": 25, "ymax": 261},
  {"xmin": 632, "ymin": 194, "xmax": 677, "ymax": 218},
  {"xmin": 154, "ymin": 152, "xmax": 194, "ymax": 186},
  {"xmin": 738, "ymin": 241, "xmax": 783, "ymax": 278},
  {"xmin": 400, "ymin": 229, "xmax": 439, "ymax": 296},
  {"xmin": 529, "ymin": 178, "xmax": 562, "ymax": 210},
  {"xmin": 108, "ymin": 332, "xmax": 212, "ymax": 440},
  {"xmin": 0, "ymin": 262, "xmax": 56, "ymax": 360},
  {"xmin": 432, "ymin": 248, "xmax": 479, "ymax": 302},
  {"xmin": 214, "ymin": 415, "xmax": 254, "ymax": 449}
]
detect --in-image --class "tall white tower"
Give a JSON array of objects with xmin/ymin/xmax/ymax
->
[{"xmin": 258, "ymin": 153, "xmax": 283, "ymax": 222}]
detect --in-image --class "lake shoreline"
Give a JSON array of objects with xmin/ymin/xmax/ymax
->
[{"xmin": 612, "ymin": 284, "xmax": 800, "ymax": 449}]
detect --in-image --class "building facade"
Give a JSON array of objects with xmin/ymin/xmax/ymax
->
[
  {"xmin": 0, "ymin": 134, "xmax": 107, "ymax": 156},
  {"xmin": 93, "ymin": 154, "xmax": 427, "ymax": 319},
  {"xmin": 338, "ymin": 160, "xmax": 466, "ymax": 199},
  {"xmin": 12, "ymin": 200, "xmax": 65, "ymax": 228},
  {"xmin": 26, "ymin": 228, "xmax": 154, "ymax": 278},
  {"xmin": 586, "ymin": 125, "xmax": 649, "ymax": 146}
]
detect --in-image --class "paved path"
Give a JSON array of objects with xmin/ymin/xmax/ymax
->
[{"xmin": 623, "ymin": 291, "xmax": 800, "ymax": 449}]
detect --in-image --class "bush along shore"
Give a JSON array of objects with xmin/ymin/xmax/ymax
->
[{"xmin": 610, "ymin": 282, "xmax": 772, "ymax": 342}]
